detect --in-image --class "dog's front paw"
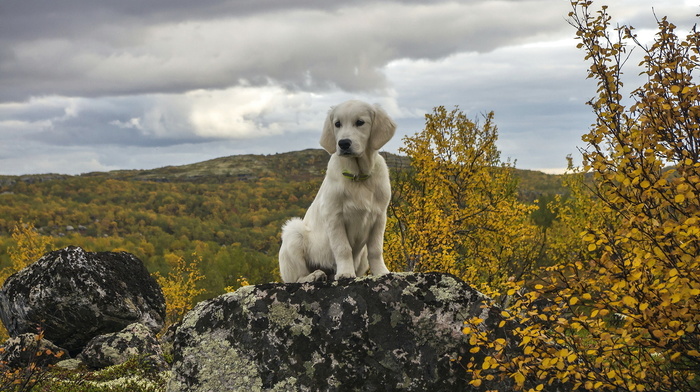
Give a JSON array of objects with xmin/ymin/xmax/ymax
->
[
  {"xmin": 297, "ymin": 270, "xmax": 327, "ymax": 283},
  {"xmin": 336, "ymin": 271, "xmax": 357, "ymax": 280},
  {"xmin": 309, "ymin": 270, "xmax": 328, "ymax": 282}
]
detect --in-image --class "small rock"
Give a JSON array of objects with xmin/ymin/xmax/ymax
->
[
  {"xmin": 0, "ymin": 333, "xmax": 69, "ymax": 368},
  {"xmin": 55, "ymin": 358, "xmax": 84, "ymax": 370},
  {"xmin": 79, "ymin": 322, "xmax": 166, "ymax": 370}
]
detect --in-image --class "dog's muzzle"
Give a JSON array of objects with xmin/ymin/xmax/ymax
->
[{"xmin": 338, "ymin": 139, "xmax": 353, "ymax": 155}]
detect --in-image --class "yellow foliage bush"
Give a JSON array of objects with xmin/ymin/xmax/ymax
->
[
  {"xmin": 153, "ymin": 253, "xmax": 206, "ymax": 332},
  {"xmin": 463, "ymin": 2, "xmax": 700, "ymax": 391},
  {"xmin": 0, "ymin": 220, "xmax": 54, "ymax": 342}
]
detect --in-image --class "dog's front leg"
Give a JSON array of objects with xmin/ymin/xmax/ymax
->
[
  {"xmin": 326, "ymin": 214, "xmax": 356, "ymax": 279},
  {"xmin": 367, "ymin": 215, "xmax": 391, "ymax": 275}
]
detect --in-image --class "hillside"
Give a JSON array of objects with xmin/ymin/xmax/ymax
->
[{"xmin": 0, "ymin": 149, "xmax": 567, "ymax": 298}]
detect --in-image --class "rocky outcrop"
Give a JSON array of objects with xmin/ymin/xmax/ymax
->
[
  {"xmin": 0, "ymin": 247, "xmax": 572, "ymax": 390},
  {"xmin": 79, "ymin": 322, "xmax": 167, "ymax": 370},
  {"xmin": 0, "ymin": 246, "xmax": 165, "ymax": 355},
  {"xmin": 168, "ymin": 272, "xmax": 510, "ymax": 392}
]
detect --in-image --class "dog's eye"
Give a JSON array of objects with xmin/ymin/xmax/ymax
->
[
  {"xmin": 355, "ymin": 119, "xmax": 365, "ymax": 127},
  {"xmin": 334, "ymin": 121, "xmax": 341, "ymax": 128}
]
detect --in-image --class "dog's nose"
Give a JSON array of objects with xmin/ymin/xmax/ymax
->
[{"xmin": 338, "ymin": 139, "xmax": 352, "ymax": 151}]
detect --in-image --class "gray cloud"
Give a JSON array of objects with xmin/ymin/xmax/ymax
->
[
  {"xmin": 0, "ymin": 1, "xmax": 572, "ymax": 102},
  {"xmin": 0, "ymin": 0, "xmax": 697, "ymax": 175}
]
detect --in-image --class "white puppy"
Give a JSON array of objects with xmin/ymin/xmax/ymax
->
[{"xmin": 279, "ymin": 100, "xmax": 396, "ymax": 283}]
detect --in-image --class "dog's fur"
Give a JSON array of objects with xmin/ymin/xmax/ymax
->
[{"xmin": 279, "ymin": 100, "xmax": 396, "ymax": 283}]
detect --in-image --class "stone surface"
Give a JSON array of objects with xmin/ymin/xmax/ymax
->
[
  {"xmin": 0, "ymin": 246, "xmax": 166, "ymax": 355},
  {"xmin": 168, "ymin": 272, "xmax": 509, "ymax": 392},
  {"xmin": 0, "ymin": 333, "xmax": 69, "ymax": 368},
  {"xmin": 79, "ymin": 322, "xmax": 166, "ymax": 370}
]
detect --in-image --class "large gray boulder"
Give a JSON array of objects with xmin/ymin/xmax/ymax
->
[
  {"xmin": 168, "ymin": 272, "xmax": 509, "ymax": 392},
  {"xmin": 0, "ymin": 246, "xmax": 166, "ymax": 355}
]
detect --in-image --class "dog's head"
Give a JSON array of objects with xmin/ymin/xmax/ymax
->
[{"xmin": 320, "ymin": 100, "xmax": 396, "ymax": 156}]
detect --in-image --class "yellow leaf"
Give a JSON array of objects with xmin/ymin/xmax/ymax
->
[
  {"xmin": 482, "ymin": 357, "xmax": 492, "ymax": 370},
  {"xmin": 587, "ymin": 243, "xmax": 597, "ymax": 251},
  {"xmin": 675, "ymin": 194, "xmax": 685, "ymax": 203},
  {"xmin": 469, "ymin": 379, "xmax": 482, "ymax": 387},
  {"xmin": 513, "ymin": 371, "xmax": 526, "ymax": 386},
  {"xmin": 670, "ymin": 85, "xmax": 681, "ymax": 94},
  {"xmin": 570, "ymin": 297, "xmax": 579, "ymax": 306},
  {"xmin": 622, "ymin": 296, "xmax": 637, "ymax": 307}
]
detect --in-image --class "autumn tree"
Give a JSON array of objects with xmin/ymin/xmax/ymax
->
[
  {"xmin": 464, "ymin": 2, "xmax": 700, "ymax": 391},
  {"xmin": 384, "ymin": 107, "xmax": 541, "ymax": 293}
]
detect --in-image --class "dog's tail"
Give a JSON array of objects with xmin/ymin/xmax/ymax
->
[
  {"xmin": 279, "ymin": 218, "xmax": 308, "ymax": 282},
  {"xmin": 281, "ymin": 217, "xmax": 305, "ymax": 240}
]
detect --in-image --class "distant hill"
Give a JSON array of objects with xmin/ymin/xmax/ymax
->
[{"xmin": 0, "ymin": 149, "xmax": 565, "ymax": 199}]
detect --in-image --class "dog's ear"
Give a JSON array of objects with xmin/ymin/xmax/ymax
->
[
  {"xmin": 320, "ymin": 106, "xmax": 336, "ymax": 154},
  {"xmin": 369, "ymin": 104, "xmax": 396, "ymax": 151}
]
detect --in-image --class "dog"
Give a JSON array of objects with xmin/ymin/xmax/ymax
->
[{"xmin": 279, "ymin": 100, "xmax": 396, "ymax": 283}]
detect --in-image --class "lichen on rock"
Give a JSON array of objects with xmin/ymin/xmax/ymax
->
[{"xmin": 168, "ymin": 272, "xmax": 507, "ymax": 392}]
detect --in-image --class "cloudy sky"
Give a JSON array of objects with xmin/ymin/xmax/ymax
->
[{"xmin": 0, "ymin": 0, "xmax": 697, "ymax": 175}]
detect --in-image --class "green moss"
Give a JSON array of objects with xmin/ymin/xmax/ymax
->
[{"xmin": 2, "ymin": 355, "xmax": 169, "ymax": 392}]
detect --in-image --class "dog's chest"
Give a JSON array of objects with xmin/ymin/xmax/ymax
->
[
  {"xmin": 340, "ymin": 184, "xmax": 385, "ymax": 238},
  {"xmin": 341, "ymin": 182, "xmax": 384, "ymax": 214}
]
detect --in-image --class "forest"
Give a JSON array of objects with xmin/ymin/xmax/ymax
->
[{"xmin": 0, "ymin": 149, "xmax": 564, "ymax": 298}]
